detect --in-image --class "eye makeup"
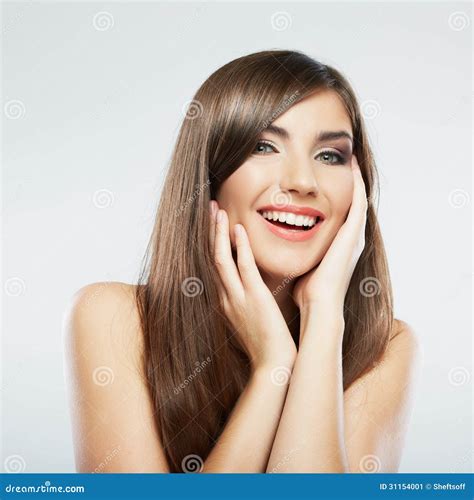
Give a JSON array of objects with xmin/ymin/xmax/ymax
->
[{"xmin": 252, "ymin": 139, "xmax": 351, "ymax": 166}]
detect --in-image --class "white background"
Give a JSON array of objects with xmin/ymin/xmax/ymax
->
[{"xmin": 2, "ymin": 1, "xmax": 472, "ymax": 473}]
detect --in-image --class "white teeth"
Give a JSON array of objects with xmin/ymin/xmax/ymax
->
[
  {"xmin": 294, "ymin": 215, "xmax": 305, "ymax": 226},
  {"xmin": 260, "ymin": 210, "xmax": 318, "ymax": 228},
  {"xmin": 286, "ymin": 213, "xmax": 296, "ymax": 225}
]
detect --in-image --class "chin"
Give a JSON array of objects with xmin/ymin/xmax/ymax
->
[{"xmin": 255, "ymin": 251, "xmax": 317, "ymax": 281}]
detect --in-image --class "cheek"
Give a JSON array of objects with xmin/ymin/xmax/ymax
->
[
  {"xmin": 215, "ymin": 164, "xmax": 266, "ymax": 246},
  {"xmin": 215, "ymin": 163, "xmax": 270, "ymax": 220},
  {"xmin": 325, "ymin": 173, "xmax": 353, "ymax": 221}
]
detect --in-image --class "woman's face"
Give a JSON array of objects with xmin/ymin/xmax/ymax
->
[{"xmin": 216, "ymin": 89, "xmax": 355, "ymax": 279}]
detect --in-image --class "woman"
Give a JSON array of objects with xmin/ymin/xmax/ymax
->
[{"xmin": 63, "ymin": 49, "xmax": 421, "ymax": 473}]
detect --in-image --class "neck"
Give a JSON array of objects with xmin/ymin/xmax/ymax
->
[{"xmin": 260, "ymin": 270, "xmax": 301, "ymax": 345}]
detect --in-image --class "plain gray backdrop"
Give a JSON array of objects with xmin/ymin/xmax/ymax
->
[{"xmin": 2, "ymin": 0, "xmax": 472, "ymax": 473}]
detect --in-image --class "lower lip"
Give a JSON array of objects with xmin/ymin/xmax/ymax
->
[{"xmin": 258, "ymin": 213, "xmax": 324, "ymax": 242}]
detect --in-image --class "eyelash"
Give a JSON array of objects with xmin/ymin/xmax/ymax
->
[{"xmin": 253, "ymin": 140, "xmax": 347, "ymax": 165}]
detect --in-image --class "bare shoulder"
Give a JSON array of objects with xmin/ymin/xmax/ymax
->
[
  {"xmin": 64, "ymin": 281, "xmax": 143, "ymax": 360},
  {"xmin": 345, "ymin": 317, "xmax": 422, "ymax": 398},
  {"xmin": 65, "ymin": 281, "xmax": 139, "ymax": 323},
  {"xmin": 63, "ymin": 281, "xmax": 169, "ymax": 472},
  {"xmin": 380, "ymin": 318, "xmax": 423, "ymax": 374},
  {"xmin": 388, "ymin": 318, "xmax": 423, "ymax": 361},
  {"xmin": 343, "ymin": 318, "xmax": 423, "ymax": 472}
]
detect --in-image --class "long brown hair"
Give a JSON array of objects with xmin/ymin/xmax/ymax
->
[{"xmin": 135, "ymin": 49, "xmax": 394, "ymax": 472}]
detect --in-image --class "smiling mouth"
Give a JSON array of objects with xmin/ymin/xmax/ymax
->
[{"xmin": 257, "ymin": 210, "xmax": 323, "ymax": 231}]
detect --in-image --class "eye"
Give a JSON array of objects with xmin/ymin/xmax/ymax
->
[
  {"xmin": 253, "ymin": 140, "xmax": 278, "ymax": 155},
  {"xmin": 316, "ymin": 150, "xmax": 346, "ymax": 165}
]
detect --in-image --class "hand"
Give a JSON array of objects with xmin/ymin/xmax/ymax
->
[
  {"xmin": 292, "ymin": 155, "xmax": 368, "ymax": 312},
  {"xmin": 209, "ymin": 200, "xmax": 297, "ymax": 372}
]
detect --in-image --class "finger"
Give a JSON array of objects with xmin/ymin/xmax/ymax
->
[
  {"xmin": 214, "ymin": 209, "xmax": 244, "ymax": 299},
  {"xmin": 347, "ymin": 156, "xmax": 368, "ymax": 224},
  {"xmin": 209, "ymin": 202, "xmax": 235, "ymax": 313},
  {"xmin": 234, "ymin": 223, "xmax": 265, "ymax": 291},
  {"xmin": 210, "ymin": 202, "xmax": 237, "ymax": 308},
  {"xmin": 209, "ymin": 200, "xmax": 218, "ymax": 253},
  {"xmin": 352, "ymin": 156, "xmax": 368, "ymax": 207}
]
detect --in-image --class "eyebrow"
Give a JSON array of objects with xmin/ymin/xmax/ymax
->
[{"xmin": 263, "ymin": 124, "xmax": 353, "ymax": 145}]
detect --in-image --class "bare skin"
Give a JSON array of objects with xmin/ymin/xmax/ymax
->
[{"xmin": 63, "ymin": 91, "xmax": 422, "ymax": 473}]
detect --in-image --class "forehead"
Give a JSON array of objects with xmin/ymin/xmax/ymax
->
[{"xmin": 272, "ymin": 90, "xmax": 352, "ymax": 133}]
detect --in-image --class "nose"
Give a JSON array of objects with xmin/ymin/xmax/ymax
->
[{"xmin": 279, "ymin": 156, "xmax": 319, "ymax": 197}]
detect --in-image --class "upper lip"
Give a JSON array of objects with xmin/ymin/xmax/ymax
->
[{"xmin": 257, "ymin": 204, "xmax": 326, "ymax": 219}]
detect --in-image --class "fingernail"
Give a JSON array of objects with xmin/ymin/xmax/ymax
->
[
  {"xmin": 216, "ymin": 209, "xmax": 223, "ymax": 223},
  {"xmin": 209, "ymin": 200, "xmax": 217, "ymax": 219},
  {"xmin": 234, "ymin": 224, "xmax": 242, "ymax": 237}
]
